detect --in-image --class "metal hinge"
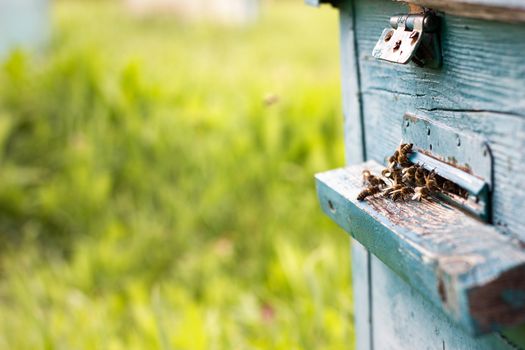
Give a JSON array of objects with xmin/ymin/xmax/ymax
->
[{"xmin": 372, "ymin": 13, "xmax": 441, "ymax": 68}]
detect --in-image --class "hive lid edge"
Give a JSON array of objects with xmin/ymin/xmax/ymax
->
[{"xmin": 398, "ymin": 0, "xmax": 525, "ymax": 22}]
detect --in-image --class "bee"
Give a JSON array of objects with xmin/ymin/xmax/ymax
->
[
  {"xmin": 441, "ymin": 180, "xmax": 456, "ymax": 193},
  {"xmin": 402, "ymin": 165, "xmax": 416, "ymax": 175},
  {"xmin": 382, "ymin": 181, "xmax": 404, "ymax": 197},
  {"xmin": 401, "ymin": 165, "xmax": 417, "ymax": 183},
  {"xmin": 357, "ymin": 185, "xmax": 381, "ymax": 201},
  {"xmin": 390, "ymin": 186, "xmax": 414, "ymax": 201},
  {"xmin": 392, "ymin": 168, "xmax": 403, "ymax": 182},
  {"xmin": 397, "ymin": 152, "xmax": 411, "ymax": 167},
  {"xmin": 362, "ymin": 169, "xmax": 371, "ymax": 185},
  {"xmin": 388, "ymin": 151, "xmax": 399, "ymax": 168},
  {"xmin": 381, "ymin": 167, "xmax": 393, "ymax": 178},
  {"xmin": 415, "ymin": 166, "xmax": 426, "ymax": 187},
  {"xmin": 458, "ymin": 188, "xmax": 469, "ymax": 199},
  {"xmin": 424, "ymin": 170, "xmax": 438, "ymax": 191},
  {"xmin": 398, "ymin": 143, "xmax": 413, "ymax": 155},
  {"xmin": 412, "ymin": 186, "xmax": 430, "ymax": 201},
  {"xmin": 363, "ymin": 169, "xmax": 386, "ymax": 187},
  {"xmin": 382, "ymin": 167, "xmax": 402, "ymax": 182},
  {"xmin": 393, "ymin": 143, "xmax": 413, "ymax": 166}
]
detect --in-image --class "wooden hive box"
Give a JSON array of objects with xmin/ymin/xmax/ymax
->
[{"xmin": 308, "ymin": 0, "xmax": 525, "ymax": 348}]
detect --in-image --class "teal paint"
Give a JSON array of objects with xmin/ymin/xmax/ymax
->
[
  {"xmin": 351, "ymin": 0, "xmax": 525, "ymax": 242},
  {"xmin": 316, "ymin": 161, "xmax": 525, "ymax": 335},
  {"xmin": 311, "ymin": 0, "xmax": 525, "ymax": 347},
  {"xmin": 338, "ymin": 3, "xmax": 373, "ymax": 349},
  {"xmin": 370, "ymin": 255, "xmax": 508, "ymax": 350},
  {"xmin": 502, "ymin": 290, "xmax": 525, "ymax": 309}
]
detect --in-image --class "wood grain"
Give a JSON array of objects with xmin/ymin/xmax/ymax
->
[
  {"xmin": 329, "ymin": 0, "xmax": 525, "ymax": 346},
  {"xmin": 351, "ymin": 239, "xmax": 373, "ymax": 350},
  {"xmin": 370, "ymin": 255, "xmax": 513, "ymax": 349},
  {"xmin": 339, "ymin": 4, "xmax": 372, "ymax": 349},
  {"xmin": 316, "ymin": 161, "xmax": 525, "ymax": 335},
  {"xmin": 339, "ymin": 2, "xmax": 365, "ymax": 164},
  {"xmin": 350, "ymin": 0, "xmax": 525, "ymax": 244}
]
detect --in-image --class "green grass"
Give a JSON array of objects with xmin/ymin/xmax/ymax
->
[{"xmin": 0, "ymin": 1, "xmax": 352, "ymax": 349}]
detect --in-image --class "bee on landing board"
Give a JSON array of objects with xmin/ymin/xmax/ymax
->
[
  {"xmin": 363, "ymin": 169, "xmax": 386, "ymax": 187},
  {"xmin": 357, "ymin": 141, "xmax": 465, "ymax": 205},
  {"xmin": 390, "ymin": 186, "xmax": 414, "ymax": 201},
  {"xmin": 415, "ymin": 166, "xmax": 426, "ymax": 187},
  {"xmin": 357, "ymin": 185, "xmax": 382, "ymax": 201},
  {"xmin": 412, "ymin": 186, "xmax": 430, "ymax": 201},
  {"xmin": 388, "ymin": 151, "xmax": 399, "ymax": 168},
  {"xmin": 424, "ymin": 170, "xmax": 438, "ymax": 191},
  {"xmin": 401, "ymin": 165, "xmax": 417, "ymax": 184}
]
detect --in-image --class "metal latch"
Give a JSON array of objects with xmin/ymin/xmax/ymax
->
[{"xmin": 372, "ymin": 13, "xmax": 441, "ymax": 68}]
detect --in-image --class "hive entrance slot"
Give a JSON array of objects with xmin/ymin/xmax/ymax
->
[
  {"xmin": 408, "ymin": 151, "xmax": 490, "ymax": 221},
  {"xmin": 402, "ymin": 113, "xmax": 493, "ymax": 222}
]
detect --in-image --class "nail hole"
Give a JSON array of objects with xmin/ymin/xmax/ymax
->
[
  {"xmin": 384, "ymin": 30, "xmax": 394, "ymax": 42},
  {"xmin": 429, "ymin": 144, "xmax": 433, "ymax": 151},
  {"xmin": 457, "ymin": 138, "xmax": 461, "ymax": 147},
  {"xmin": 406, "ymin": 121, "xmax": 410, "ymax": 127},
  {"xmin": 328, "ymin": 200, "xmax": 336, "ymax": 213},
  {"xmin": 427, "ymin": 128, "xmax": 431, "ymax": 136}
]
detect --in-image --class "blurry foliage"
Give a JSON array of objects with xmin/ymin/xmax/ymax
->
[{"xmin": 0, "ymin": 1, "xmax": 352, "ymax": 349}]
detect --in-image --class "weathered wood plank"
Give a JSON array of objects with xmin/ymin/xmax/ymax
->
[
  {"xmin": 339, "ymin": 3, "xmax": 373, "ymax": 349},
  {"xmin": 370, "ymin": 255, "xmax": 514, "ymax": 349},
  {"xmin": 316, "ymin": 161, "xmax": 525, "ymax": 335},
  {"xmin": 351, "ymin": 239, "xmax": 373, "ymax": 350},
  {"xmin": 355, "ymin": 0, "xmax": 525, "ymax": 116},
  {"xmin": 360, "ymin": 91, "xmax": 525, "ymax": 244},
  {"xmin": 346, "ymin": 0, "xmax": 525, "ymax": 243},
  {"xmin": 339, "ymin": 2, "xmax": 365, "ymax": 164},
  {"xmin": 399, "ymin": 0, "xmax": 525, "ymax": 23}
]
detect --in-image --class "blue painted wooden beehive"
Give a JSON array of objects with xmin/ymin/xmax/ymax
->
[
  {"xmin": 308, "ymin": 0, "xmax": 525, "ymax": 348},
  {"xmin": 0, "ymin": 0, "xmax": 49, "ymax": 56}
]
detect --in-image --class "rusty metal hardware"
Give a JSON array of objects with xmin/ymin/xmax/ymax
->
[{"xmin": 372, "ymin": 13, "xmax": 441, "ymax": 68}]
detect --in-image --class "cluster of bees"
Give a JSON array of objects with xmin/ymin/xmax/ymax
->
[{"xmin": 357, "ymin": 143, "xmax": 468, "ymax": 202}]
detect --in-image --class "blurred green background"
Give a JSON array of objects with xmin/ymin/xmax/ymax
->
[{"xmin": 0, "ymin": 1, "xmax": 353, "ymax": 348}]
